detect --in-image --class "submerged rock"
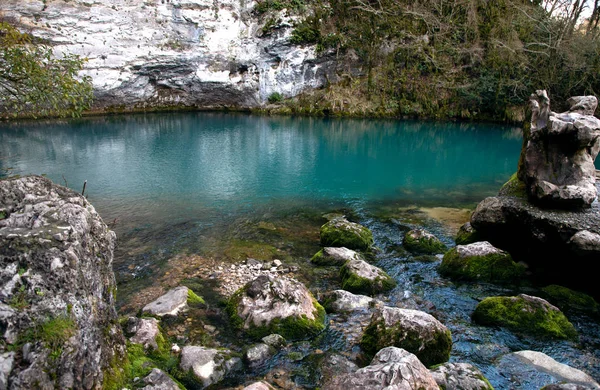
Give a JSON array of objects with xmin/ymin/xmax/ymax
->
[
  {"xmin": 319, "ymin": 353, "xmax": 360, "ymax": 385},
  {"xmin": 320, "ymin": 218, "xmax": 374, "ymax": 251},
  {"xmin": 323, "ymin": 347, "xmax": 439, "ymax": 390},
  {"xmin": 245, "ymin": 343, "xmax": 274, "ymax": 368},
  {"xmin": 227, "ymin": 275, "xmax": 326, "ymax": 340},
  {"xmin": 340, "ymin": 259, "xmax": 396, "ymax": 295},
  {"xmin": 143, "ymin": 286, "xmax": 191, "ymax": 317},
  {"xmin": 541, "ymin": 285, "xmax": 599, "ymax": 314},
  {"xmin": 0, "ymin": 176, "xmax": 125, "ymax": 389},
  {"xmin": 521, "ymin": 90, "xmax": 600, "ymax": 208},
  {"xmin": 472, "ymin": 294, "xmax": 577, "ymax": 340},
  {"xmin": 403, "ymin": 229, "xmax": 447, "ymax": 254},
  {"xmin": 311, "ymin": 247, "xmax": 364, "ymax": 266},
  {"xmin": 439, "ymin": 241, "xmax": 525, "ymax": 283},
  {"xmin": 430, "ymin": 362, "xmax": 493, "ymax": 390},
  {"xmin": 360, "ymin": 306, "xmax": 452, "ymax": 367},
  {"xmin": 497, "ymin": 350, "xmax": 600, "ymax": 389},
  {"xmin": 179, "ymin": 346, "xmax": 242, "ymax": 389},
  {"xmin": 142, "ymin": 368, "xmax": 180, "ymax": 390}
]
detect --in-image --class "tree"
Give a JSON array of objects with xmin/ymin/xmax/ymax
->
[{"xmin": 0, "ymin": 21, "xmax": 93, "ymax": 119}]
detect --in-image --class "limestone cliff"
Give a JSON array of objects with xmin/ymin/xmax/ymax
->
[
  {"xmin": 0, "ymin": 176, "xmax": 125, "ymax": 389},
  {"xmin": 2, "ymin": 0, "xmax": 352, "ymax": 111}
]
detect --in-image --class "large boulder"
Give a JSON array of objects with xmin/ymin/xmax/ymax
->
[
  {"xmin": 320, "ymin": 217, "xmax": 374, "ymax": 251},
  {"xmin": 323, "ymin": 347, "xmax": 439, "ymax": 390},
  {"xmin": 439, "ymin": 241, "xmax": 525, "ymax": 283},
  {"xmin": 179, "ymin": 346, "xmax": 242, "ymax": 389},
  {"xmin": 472, "ymin": 294, "xmax": 577, "ymax": 340},
  {"xmin": 520, "ymin": 90, "xmax": 600, "ymax": 208},
  {"xmin": 340, "ymin": 259, "xmax": 396, "ymax": 295},
  {"xmin": 0, "ymin": 176, "xmax": 125, "ymax": 389},
  {"xmin": 360, "ymin": 306, "xmax": 452, "ymax": 367},
  {"xmin": 430, "ymin": 362, "xmax": 493, "ymax": 390},
  {"xmin": 227, "ymin": 275, "xmax": 326, "ymax": 340},
  {"xmin": 403, "ymin": 229, "xmax": 447, "ymax": 254},
  {"xmin": 311, "ymin": 247, "xmax": 364, "ymax": 266}
]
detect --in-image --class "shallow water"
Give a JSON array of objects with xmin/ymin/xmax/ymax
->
[{"xmin": 2, "ymin": 113, "xmax": 599, "ymax": 389}]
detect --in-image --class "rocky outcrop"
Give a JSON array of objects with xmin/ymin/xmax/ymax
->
[
  {"xmin": 403, "ymin": 229, "xmax": 447, "ymax": 254},
  {"xmin": 430, "ymin": 362, "xmax": 493, "ymax": 390},
  {"xmin": 179, "ymin": 346, "xmax": 242, "ymax": 389},
  {"xmin": 472, "ymin": 294, "xmax": 577, "ymax": 340},
  {"xmin": 439, "ymin": 241, "xmax": 525, "ymax": 283},
  {"xmin": 320, "ymin": 217, "xmax": 374, "ymax": 251},
  {"xmin": 2, "ymin": 0, "xmax": 359, "ymax": 112},
  {"xmin": 227, "ymin": 274, "xmax": 326, "ymax": 340},
  {"xmin": 520, "ymin": 91, "xmax": 600, "ymax": 208},
  {"xmin": 340, "ymin": 259, "xmax": 396, "ymax": 295},
  {"xmin": 360, "ymin": 306, "xmax": 452, "ymax": 367},
  {"xmin": 311, "ymin": 247, "xmax": 364, "ymax": 266},
  {"xmin": 0, "ymin": 176, "xmax": 125, "ymax": 389},
  {"xmin": 323, "ymin": 347, "xmax": 439, "ymax": 390}
]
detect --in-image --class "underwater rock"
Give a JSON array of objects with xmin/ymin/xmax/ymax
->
[
  {"xmin": 227, "ymin": 274, "xmax": 326, "ymax": 340},
  {"xmin": 497, "ymin": 351, "xmax": 600, "ymax": 389},
  {"xmin": 143, "ymin": 286, "xmax": 190, "ymax": 317},
  {"xmin": 360, "ymin": 306, "xmax": 452, "ymax": 367},
  {"xmin": 472, "ymin": 294, "xmax": 577, "ymax": 340},
  {"xmin": 430, "ymin": 362, "xmax": 493, "ymax": 390},
  {"xmin": 521, "ymin": 90, "xmax": 600, "ymax": 208},
  {"xmin": 127, "ymin": 317, "xmax": 162, "ymax": 351},
  {"xmin": 321, "ymin": 289, "xmax": 378, "ymax": 313},
  {"xmin": 340, "ymin": 259, "xmax": 396, "ymax": 295},
  {"xmin": 0, "ymin": 176, "xmax": 125, "ymax": 389},
  {"xmin": 141, "ymin": 368, "xmax": 180, "ymax": 390},
  {"xmin": 320, "ymin": 217, "xmax": 374, "ymax": 251},
  {"xmin": 403, "ymin": 229, "xmax": 447, "ymax": 254},
  {"xmin": 245, "ymin": 343, "xmax": 273, "ymax": 368},
  {"xmin": 179, "ymin": 346, "xmax": 242, "ymax": 389},
  {"xmin": 455, "ymin": 222, "xmax": 480, "ymax": 245},
  {"xmin": 323, "ymin": 347, "xmax": 438, "ymax": 390},
  {"xmin": 311, "ymin": 247, "xmax": 365, "ymax": 266},
  {"xmin": 319, "ymin": 353, "xmax": 360, "ymax": 385},
  {"xmin": 439, "ymin": 241, "xmax": 525, "ymax": 283}
]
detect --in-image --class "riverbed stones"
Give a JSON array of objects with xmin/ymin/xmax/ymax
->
[
  {"xmin": 179, "ymin": 346, "xmax": 242, "ymax": 389},
  {"xmin": 340, "ymin": 259, "xmax": 396, "ymax": 295},
  {"xmin": 320, "ymin": 217, "xmax": 374, "ymax": 251},
  {"xmin": 321, "ymin": 289, "xmax": 378, "ymax": 313},
  {"xmin": 311, "ymin": 247, "xmax": 364, "ymax": 266},
  {"xmin": 430, "ymin": 362, "xmax": 493, "ymax": 390},
  {"xmin": 0, "ymin": 176, "xmax": 126, "ymax": 389},
  {"xmin": 143, "ymin": 286, "xmax": 190, "ymax": 317},
  {"xmin": 439, "ymin": 241, "xmax": 525, "ymax": 283},
  {"xmin": 227, "ymin": 275, "xmax": 326, "ymax": 340},
  {"xmin": 323, "ymin": 347, "xmax": 439, "ymax": 390},
  {"xmin": 403, "ymin": 229, "xmax": 447, "ymax": 254},
  {"xmin": 497, "ymin": 351, "xmax": 600, "ymax": 389},
  {"xmin": 472, "ymin": 294, "xmax": 577, "ymax": 340},
  {"xmin": 360, "ymin": 306, "xmax": 452, "ymax": 366},
  {"xmin": 127, "ymin": 317, "xmax": 162, "ymax": 351},
  {"xmin": 142, "ymin": 368, "xmax": 180, "ymax": 390},
  {"xmin": 521, "ymin": 90, "xmax": 600, "ymax": 208},
  {"xmin": 245, "ymin": 343, "xmax": 274, "ymax": 368}
]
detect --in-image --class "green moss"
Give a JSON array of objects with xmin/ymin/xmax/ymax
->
[
  {"xmin": 498, "ymin": 173, "xmax": 527, "ymax": 198},
  {"xmin": 339, "ymin": 263, "xmax": 396, "ymax": 295},
  {"xmin": 360, "ymin": 318, "xmax": 452, "ymax": 367},
  {"xmin": 187, "ymin": 289, "xmax": 205, "ymax": 306},
  {"xmin": 310, "ymin": 249, "xmax": 326, "ymax": 265},
  {"xmin": 320, "ymin": 219, "xmax": 373, "ymax": 251},
  {"xmin": 454, "ymin": 223, "xmax": 479, "ymax": 245},
  {"xmin": 472, "ymin": 295, "xmax": 578, "ymax": 340},
  {"xmin": 403, "ymin": 231, "xmax": 447, "ymax": 254},
  {"xmin": 541, "ymin": 285, "xmax": 599, "ymax": 314},
  {"xmin": 0, "ymin": 210, "xmax": 6, "ymax": 220},
  {"xmin": 439, "ymin": 247, "xmax": 525, "ymax": 284},
  {"xmin": 223, "ymin": 239, "xmax": 280, "ymax": 261}
]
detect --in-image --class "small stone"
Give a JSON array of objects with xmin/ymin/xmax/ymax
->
[
  {"xmin": 142, "ymin": 286, "xmax": 189, "ymax": 317},
  {"xmin": 261, "ymin": 334, "xmax": 286, "ymax": 348},
  {"xmin": 272, "ymin": 259, "xmax": 282, "ymax": 267}
]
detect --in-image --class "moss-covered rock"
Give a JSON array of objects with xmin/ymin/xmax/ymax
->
[
  {"xmin": 455, "ymin": 222, "xmax": 480, "ymax": 245},
  {"xmin": 320, "ymin": 217, "xmax": 373, "ymax": 251},
  {"xmin": 472, "ymin": 294, "xmax": 578, "ymax": 340},
  {"xmin": 403, "ymin": 229, "xmax": 447, "ymax": 254},
  {"xmin": 227, "ymin": 275, "xmax": 326, "ymax": 340},
  {"xmin": 340, "ymin": 259, "xmax": 396, "ymax": 295},
  {"xmin": 439, "ymin": 241, "xmax": 525, "ymax": 283},
  {"xmin": 311, "ymin": 247, "xmax": 364, "ymax": 266},
  {"xmin": 360, "ymin": 306, "xmax": 452, "ymax": 367},
  {"xmin": 498, "ymin": 172, "xmax": 527, "ymax": 198},
  {"xmin": 541, "ymin": 285, "xmax": 599, "ymax": 314}
]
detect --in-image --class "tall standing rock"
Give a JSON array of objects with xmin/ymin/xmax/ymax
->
[
  {"xmin": 0, "ymin": 176, "xmax": 126, "ymax": 389},
  {"xmin": 520, "ymin": 90, "xmax": 600, "ymax": 208}
]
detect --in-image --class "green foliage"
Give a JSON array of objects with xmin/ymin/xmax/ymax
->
[
  {"xmin": 290, "ymin": 16, "xmax": 321, "ymax": 45},
  {"xmin": 439, "ymin": 247, "xmax": 525, "ymax": 283},
  {"xmin": 0, "ymin": 21, "xmax": 93, "ymax": 119},
  {"xmin": 472, "ymin": 295, "xmax": 578, "ymax": 340},
  {"xmin": 268, "ymin": 92, "xmax": 283, "ymax": 104}
]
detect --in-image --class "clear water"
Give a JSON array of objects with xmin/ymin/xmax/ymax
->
[{"xmin": 2, "ymin": 113, "xmax": 599, "ymax": 389}]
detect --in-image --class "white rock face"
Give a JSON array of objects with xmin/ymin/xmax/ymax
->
[
  {"xmin": 3, "ymin": 0, "xmax": 344, "ymax": 109},
  {"xmin": 323, "ymin": 289, "xmax": 376, "ymax": 313},
  {"xmin": 455, "ymin": 241, "xmax": 506, "ymax": 258}
]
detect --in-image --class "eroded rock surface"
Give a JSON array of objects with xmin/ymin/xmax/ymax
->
[{"xmin": 0, "ymin": 176, "xmax": 125, "ymax": 389}]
